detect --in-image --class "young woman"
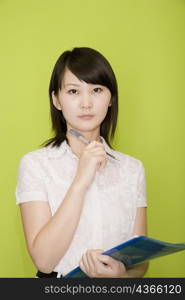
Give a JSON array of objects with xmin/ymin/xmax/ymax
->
[{"xmin": 15, "ymin": 47, "xmax": 148, "ymax": 278}]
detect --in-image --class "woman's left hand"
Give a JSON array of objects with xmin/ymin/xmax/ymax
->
[{"xmin": 79, "ymin": 249, "xmax": 128, "ymax": 278}]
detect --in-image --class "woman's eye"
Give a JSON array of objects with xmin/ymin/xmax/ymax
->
[
  {"xmin": 68, "ymin": 89, "xmax": 78, "ymax": 94},
  {"xmin": 93, "ymin": 87, "xmax": 102, "ymax": 93}
]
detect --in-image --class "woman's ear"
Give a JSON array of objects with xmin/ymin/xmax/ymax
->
[
  {"xmin": 108, "ymin": 96, "xmax": 112, "ymax": 107},
  {"xmin": 52, "ymin": 91, "xmax": 62, "ymax": 110}
]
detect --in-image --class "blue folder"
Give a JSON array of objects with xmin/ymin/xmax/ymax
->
[{"xmin": 63, "ymin": 235, "xmax": 185, "ymax": 278}]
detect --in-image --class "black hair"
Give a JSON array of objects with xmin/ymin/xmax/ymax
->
[{"xmin": 40, "ymin": 47, "xmax": 118, "ymax": 149}]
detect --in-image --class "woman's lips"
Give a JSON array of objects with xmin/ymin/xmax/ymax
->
[{"xmin": 78, "ymin": 115, "xmax": 94, "ymax": 120}]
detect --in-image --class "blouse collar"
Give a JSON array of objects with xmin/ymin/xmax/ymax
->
[{"xmin": 46, "ymin": 136, "xmax": 116, "ymax": 160}]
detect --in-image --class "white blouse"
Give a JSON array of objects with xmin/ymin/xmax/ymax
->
[{"xmin": 15, "ymin": 136, "xmax": 147, "ymax": 277}]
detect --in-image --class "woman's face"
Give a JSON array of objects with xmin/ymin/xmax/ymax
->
[{"xmin": 52, "ymin": 68, "xmax": 112, "ymax": 133}]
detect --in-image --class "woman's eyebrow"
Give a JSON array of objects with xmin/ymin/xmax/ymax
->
[{"xmin": 64, "ymin": 83, "xmax": 81, "ymax": 87}]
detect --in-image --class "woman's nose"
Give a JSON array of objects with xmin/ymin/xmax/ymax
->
[{"xmin": 79, "ymin": 93, "xmax": 93, "ymax": 108}]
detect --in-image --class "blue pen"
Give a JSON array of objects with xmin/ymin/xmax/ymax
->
[{"xmin": 68, "ymin": 129, "xmax": 119, "ymax": 161}]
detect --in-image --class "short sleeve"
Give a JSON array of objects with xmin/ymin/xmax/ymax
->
[
  {"xmin": 136, "ymin": 162, "xmax": 147, "ymax": 207},
  {"xmin": 15, "ymin": 154, "xmax": 48, "ymax": 205}
]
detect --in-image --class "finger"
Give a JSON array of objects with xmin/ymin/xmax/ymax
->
[
  {"xmin": 96, "ymin": 159, "xmax": 107, "ymax": 172},
  {"xmin": 95, "ymin": 249, "xmax": 105, "ymax": 253},
  {"xmin": 86, "ymin": 141, "xmax": 104, "ymax": 150},
  {"xmin": 94, "ymin": 154, "xmax": 107, "ymax": 171},
  {"xmin": 79, "ymin": 260, "xmax": 87, "ymax": 275},
  {"xmin": 98, "ymin": 157, "xmax": 108, "ymax": 171},
  {"xmin": 89, "ymin": 249, "xmax": 105, "ymax": 267},
  {"xmin": 91, "ymin": 152, "xmax": 107, "ymax": 163},
  {"xmin": 90, "ymin": 150, "xmax": 107, "ymax": 158},
  {"xmin": 86, "ymin": 250, "xmax": 96, "ymax": 273},
  {"xmin": 80, "ymin": 250, "xmax": 104, "ymax": 277},
  {"xmin": 88, "ymin": 147, "xmax": 106, "ymax": 153},
  {"xmin": 81, "ymin": 253, "xmax": 90, "ymax": 273},
  {"xmin": 85, "ymin": 141, "xmax": 100, "ymax": 149},
  {"xmin": 96, "ymin": 254, "xmax": 116, "ymax": 267}
]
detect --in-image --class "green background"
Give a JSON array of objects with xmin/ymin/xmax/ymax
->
[{"xmin": 0, "ymin": 0, "xmax": 184, "ymax": 277}]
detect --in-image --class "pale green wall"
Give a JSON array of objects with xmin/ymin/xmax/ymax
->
[{"xmin": 0, "ymin": 0, "xmax": 184, "ymax": 277}]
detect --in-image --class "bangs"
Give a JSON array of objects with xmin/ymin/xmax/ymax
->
[{"xmin": 65, "ymin": 48, "xmax": 115, "ymax": 92}]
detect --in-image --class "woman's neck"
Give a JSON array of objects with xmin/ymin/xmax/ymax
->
[{"xmin": 66, "ymin": 128, "xmax": 101, "ymax": 158}]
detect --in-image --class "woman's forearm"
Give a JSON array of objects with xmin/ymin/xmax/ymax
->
[
  {"xmin": 124, "ymin": 262, "xmax": 149, "ymax": 278},
  {"xmin": 30, "ymin": 179, "xmax": 87, "ymax": 273}
]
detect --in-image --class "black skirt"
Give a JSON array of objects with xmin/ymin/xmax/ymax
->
[{"xmin": 36, "ymin": 270, "xmax": 63, "ymax": 278}]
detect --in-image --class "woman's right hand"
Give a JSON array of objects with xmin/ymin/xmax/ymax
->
[{"xmin": 74, "ymin": 141, "xmax": 108, "ymax": 189}]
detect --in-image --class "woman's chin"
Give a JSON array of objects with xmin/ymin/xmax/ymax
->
[{"xmin": 68, "ymin": 123, "xmax": 101, "ymax": 133}]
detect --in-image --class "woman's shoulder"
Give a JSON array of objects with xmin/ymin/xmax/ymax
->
[
  {"xmin": 112, "ymin": 149, "xmax": 144, "ymax": 170},
  {"xmin": 18, "ymin": 147, "xmax": 47, "ymax": 165}
]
